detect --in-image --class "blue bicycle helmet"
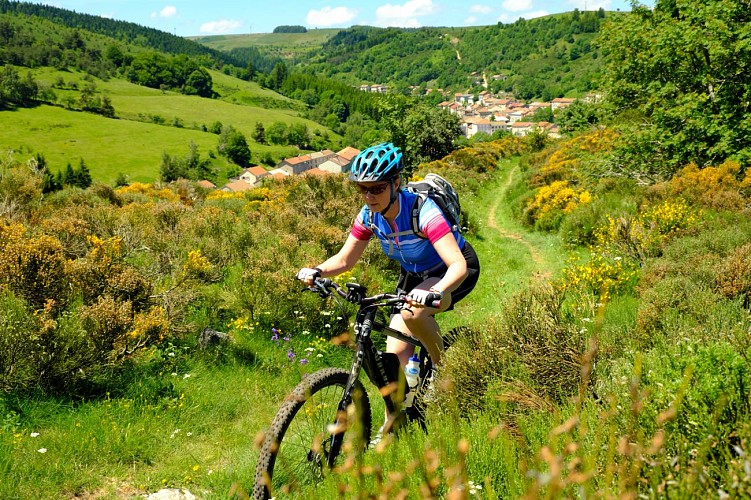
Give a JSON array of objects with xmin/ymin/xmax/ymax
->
[{"xmin": 349, "ymin": 142, "xmax": 404, "ymax": 182}]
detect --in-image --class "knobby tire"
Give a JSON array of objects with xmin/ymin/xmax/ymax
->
[{"xmin": 253, "ymin": 367, "xmax": 372, "ymax": 499}]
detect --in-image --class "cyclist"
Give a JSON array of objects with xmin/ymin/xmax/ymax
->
[{"xmin": 297, "ymin": 142, "xmax": 480, "ymax": 368}]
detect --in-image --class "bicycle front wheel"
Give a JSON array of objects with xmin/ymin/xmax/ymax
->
[{"xmin": 253, "ymin": 367, "xmax": 372, "ymax": 499}]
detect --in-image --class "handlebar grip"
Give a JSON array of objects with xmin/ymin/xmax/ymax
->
[
  {"xmin": 315, "ymin": 277, "xmax": 332, "ymax": 287},
  {"xmin": 427, "ymin": 293, "xmax": 442, "ymax": 309}
]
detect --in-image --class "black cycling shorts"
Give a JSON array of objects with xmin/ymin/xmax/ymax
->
[{"xmin": 395, "ymin": 241, "xmax": 480, "ymax": 312}]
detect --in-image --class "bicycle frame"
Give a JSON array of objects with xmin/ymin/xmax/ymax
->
[{"xmin": 320, "ymin": 281, "xmax": 432, "ymax": 466}]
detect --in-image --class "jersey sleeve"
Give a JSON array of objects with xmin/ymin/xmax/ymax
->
[
  {"xmin": 350, "ymin": 206, "xmax": 373, "ymax": 241},
  {"xmin": 418, "ymin": 198, "xmax": 452, "ymax": 244}
]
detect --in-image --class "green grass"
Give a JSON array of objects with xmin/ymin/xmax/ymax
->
[
  {"xmin": 0, "ymin": 162, "xmax": 563, "ymax": 498},
  {"xmin": 0, "ymin": 106, "xmax": 223, "ymax": 184},
  {"xmin": 443, "ymin": 158, "xmax": 571, "ymax": 331},
  {"xmin": 0, "ymin": 69, "xmax": 340, "ymax": 184},
  {"xmin": 191, "ymin": 29, "xmax": 341, "ymax": 51}
]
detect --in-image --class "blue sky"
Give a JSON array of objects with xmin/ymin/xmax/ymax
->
[{"xmin": 33, "ymin": 0, "xmax": 654, "ymax": 37}]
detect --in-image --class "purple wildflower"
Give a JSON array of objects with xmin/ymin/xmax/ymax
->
[
  {"xmin": 299, "ymin": 358, "xmax": 309, "ymax": 365},
  {"xmin": 287, "ymin": 348, "xmax": 296, "ymax": 362}
]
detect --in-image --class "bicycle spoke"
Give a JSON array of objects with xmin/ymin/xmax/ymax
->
[{"xmin": 257, "ymin": 373, "xmax": 367, "ymax": 498}]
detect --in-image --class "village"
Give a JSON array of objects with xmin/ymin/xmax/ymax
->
[{"xmin": 215, "ymin": 90, "xmax": 583, "ymax": 193}]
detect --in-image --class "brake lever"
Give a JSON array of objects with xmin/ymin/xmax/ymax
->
[{"xmin": 301, "ymin": 283, "xmax": 331, "ymax": 299}]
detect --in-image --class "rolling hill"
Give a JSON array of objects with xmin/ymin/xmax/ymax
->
[
  {"xmin": 196, "ymin": 9, "xmax": 615, "ymax": 100},
  {"xmin": 0, "ymin": 6, "xmax": 341, "ymax": 185}
]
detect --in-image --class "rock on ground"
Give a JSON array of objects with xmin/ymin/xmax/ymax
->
[{"xmin": 145, "ymin": 488, "xmax": 196, "ymax": 500}]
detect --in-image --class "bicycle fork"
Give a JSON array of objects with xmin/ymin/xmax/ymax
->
[{"xmin": 324, "ymin": 311, "xmax": 374, "ymax": 467}]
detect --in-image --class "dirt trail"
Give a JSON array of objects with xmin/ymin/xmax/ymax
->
[{"xmin": 487, "ymin": 167, "xmax": 551, "ymax": 279}]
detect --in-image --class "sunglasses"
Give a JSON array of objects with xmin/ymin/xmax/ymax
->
[{"xmin": 356, "ymin": 183, "xmax": 390, "ymax": 196}]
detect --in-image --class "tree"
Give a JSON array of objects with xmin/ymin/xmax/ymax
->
[
  {"xmin": 529, "ymin": 106, "xmax": 554, "ymax": 123},
  {"xmin": 0, "ymin": 65, "xmax": 38, "ymax": 106},
  {"xmin": 105, "ymin": 44, "xmax": 125, "ymax": 68},
  {"xmin": 266, "ymin": 122, "xmax": 289, "ymax": 145},
  {"xmin": 209, "ymin": 121, "xmax": 223, "ymax": 134},
  {"xmin": 287, "ymin": 123, "xmax": 310, "ymax": 149},
  {"xmin": 557, "ymin": 100, "xmax": 601, "ymax": 133},
  {"xmin": 62, "ymin": 162, "xmax": 75, "ymax": 185},
  {"xmin": 217, "ymin": 126, "xmax": 251, "ymax": 167},
  {"xmin": 160, "ymin": 152, "xmax": 184, "ymax": 182},
  {"xmin": 376, "ymin": 94, "xmax": 416, "ymax": 155},
  {"xmin": 114, "ymin": 172, "xmax": 129, "ymax": 187},
  {"xmin": 600, "ymin": 0, "xmax": 751, "ymax": 174},
  {"xmin": 41, "ymin": 168, "xmax": 62, "ymax": 193},
  {"xmin": 75, "ymin": 159, "xmax": 92, "ymax": 189},
  {"xmin": 402, "ymin": 105, "xmax": 462, "ymax": 173},
  {"xmin": 252, "ymin": 122, "xmax": 266, "ymax": 144},
  {"xmin": 184, "ymin": 68, "xmax": 213, "ymax": 97},
  {"xmin": 268, "ymin": 62, "xmax": 288, "ymax": 90}
]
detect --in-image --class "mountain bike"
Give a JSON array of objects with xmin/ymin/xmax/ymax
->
[{"xmin": 253, "ymin": 278, "xmax": 443, "ymax": 499}]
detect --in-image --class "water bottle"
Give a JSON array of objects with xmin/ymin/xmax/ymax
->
[{"xmin": 403, "ymin": 354, "xmax": 420, "ymax": 408}]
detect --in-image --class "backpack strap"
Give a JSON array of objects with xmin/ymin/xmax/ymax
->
[
  {"xmin": 364, "ymin": 206, "xmax": 375, "ymax": 231},
  {"xmin": 364, "ymin": 206, "xmax": 410, "ymax": 256},
  {"xmin": 410, "ymin": 194, "xmax": 428, "ymax": 239}
]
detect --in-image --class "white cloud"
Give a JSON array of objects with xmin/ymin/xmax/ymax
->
[
  {"xmin": 306, "ymin": 6, "xmax": 358, "ymax": 27},
  {"xmin": 502, "ymin": 0, "xmax": 533, "ymax": 12},
  {"xmin": 200, "ymin": 19, "xmax": 243, "ymax": 34},
  {"xmin": 151, "ymin": 6, "xmax": 177, "ymax": 19},
  {"xmin": 464, "ymin": 16, "xmax": 478, "ymax": 24},
  {"xmin": 375, "ymin": 0, "xmax": 436, "ymax": 28},
  {"xmin": 470, "ymin": 5, "xmax": 493, "ymax": 14}
]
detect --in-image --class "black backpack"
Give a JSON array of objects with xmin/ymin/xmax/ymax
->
[
  {"xmin": 363, "ymin": 173, "xmax": 463, "ymax": 242},
  {"xmin": 406, "ymin": 173, "xmax": 463, "ymax": 238}
]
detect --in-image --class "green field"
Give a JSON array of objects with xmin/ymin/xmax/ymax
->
[
  {"xmin": 0, "ymin": 69, "xmax": 340, "ymax": 185},
  {"xmin": 190, "ymin": 29, "xmax": 340, "ymax": 51}
]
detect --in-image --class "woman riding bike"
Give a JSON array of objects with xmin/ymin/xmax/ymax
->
[{"xmin": 297, "ymin": 142, "xmax": 480, "ymax": 369}]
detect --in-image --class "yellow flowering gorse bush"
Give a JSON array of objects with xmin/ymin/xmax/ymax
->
[
  {"xmin": 116, "ymin": 182, "xmax": 182, "ymax": 203},
  {"xmin": 561, "ymin": 252, "xmax": 637, "ymax": 303},
  {"xmin": 525, "ymin": 180, "xmax": 593, "ymax": 230},
  {"xmin": 182, "ymin": 249, "xmax": 213, "ymax": 280},
  {"xmin": 0, "ymin": 221, "xmax": 68, "ymax": 309},
  {"xmin": 666, "ymin": 160, "xmax": 751, "ymax": 211},
  {"xmin": 535, "ymin": 127, "xmax": 619, "ymax": 183},
  {"xmin": 596, "ymin": 198, "xmax": 701, "ymax": 261}
]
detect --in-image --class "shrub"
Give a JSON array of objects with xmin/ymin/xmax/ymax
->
[
  {"xmin": 438, "ymin": 286, "xmax": 587, "ymax": 417},
  {"xmin": 0, "ymin": 290, "xmax": 39, "ymax": 391},
  {"xmin": 0, "ymin": 222, "xmax": 68, "ymax": 310},
  {"xmin": 559, "ymin": 199, "xmax": 604, "ymax": 247},
  {"xmin": 0, "ymin": 154, "xmax": 43, "ymax": 220},
  {"xmin": 666, "ymin": 160, "xmax": 750, "ymax": 211},
  {"xmin": 715, "ymin": 243, "xmax": 751, "ymax": 307},
  {"xmin": 560, "ymin": 251, "xmax": 638, "ymax": 304},
  {"xmin": 594, "ymin": 198, "xmax": 701, "ymax": 262},
  {"xmin": 79, "ymin": 295, "xmax": 134, "ymax": 359},
  {"xmin": 524, "ymin": 180, "xmax": 593, "ymax": 231},
  {"xmin": 501, "ymin": 285, "xmax": 588, "ymax": 403}
]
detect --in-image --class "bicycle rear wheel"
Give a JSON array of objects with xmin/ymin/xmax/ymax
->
[{"xmin": 253, "ymin": 367, "xmax": 372, "ymax": 499}]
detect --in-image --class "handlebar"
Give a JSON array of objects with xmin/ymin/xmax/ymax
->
[{"xmin": 306, "ymin": 278, "xmax": 442, "ymax": 309}]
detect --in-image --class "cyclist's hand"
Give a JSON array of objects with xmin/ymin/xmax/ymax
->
[
  {"xmin": 296, "ymin": 267, "xmax": 321, "ymax": 286},
  {"xmin": 406, "ymin": 288, "xmax": 441, "ymax": 308}
]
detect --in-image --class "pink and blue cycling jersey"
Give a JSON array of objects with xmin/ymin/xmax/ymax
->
[{"xmin": 351, "ymin": 189, "xmax": 465, "ymax": 274}]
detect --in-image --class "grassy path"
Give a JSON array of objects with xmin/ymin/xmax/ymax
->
[
  {"xmin": 486, "ymin": 163, "xmax": 546, "ymax": 272},
  {"xmin": 445, "ymin": 158, "xmax": 566, "ymax": 329}
]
